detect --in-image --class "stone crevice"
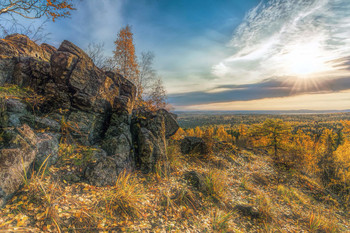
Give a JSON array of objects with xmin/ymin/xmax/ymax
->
[{"xmin": 0, "ymin": 34, "xmax": 179, "ymax": 206}]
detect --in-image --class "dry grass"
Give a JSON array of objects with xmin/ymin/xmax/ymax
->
[
  {"xmin": 306, "ymin": 211, "xmax": 342, "ymax": 233},
  {"xmin": 277, "ymin": 185, "xmax": 309, "ymax": 205},
  {"xmin": 254, "ymin": 192, "xmax": 273, "ymax": 222},
  {"xmin": 160, "ymin": 185, "xmax": 199, "ymax": 214},
  {"xmin": 240, "ymin": 175, "xmax": 255, "ymax": 193},
  {"xmin": 0, "ymin": 140, "xmax": 349, "ymax": 232},
  {"xmin": 211, "ymin": 209, "xmax": 234, "ymax": 232},
  {"xmin": 100, "ymin": 171, "xmax": 145, "ymax": 219},
  {"xmin": 0, "ymin": 155, "xmax": 65, "ymax": 232},
  {"xmin": 202, "ymin": 169, "xmax": 228, "ymax": 202}
]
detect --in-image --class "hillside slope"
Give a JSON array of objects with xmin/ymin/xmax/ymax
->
[{"xmin": 0, "ymin": 141, "xmax": 348, "ymax": 232}]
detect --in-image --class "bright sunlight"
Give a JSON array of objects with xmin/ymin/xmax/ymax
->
[{"xmin": 283, "ymin": 41, "xmax": 332, "ymax": 77}]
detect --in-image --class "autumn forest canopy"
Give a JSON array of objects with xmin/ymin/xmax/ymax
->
[{"xmin": 0, "ymin": 0, "xmax": 350, "ymax": 232}]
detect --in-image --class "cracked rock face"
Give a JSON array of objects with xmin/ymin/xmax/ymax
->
[
  {"xmin": 0, "ymin": 34, "xmax": 179, "ymax": 201},
  {"xmin": 0, "ymin": 124, "xmax": 59, "ymax": 207}
]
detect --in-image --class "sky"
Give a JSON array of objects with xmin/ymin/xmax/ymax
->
[{"xmin": 2, "ymin": 0, "xmax": 350, "ymax": 111}]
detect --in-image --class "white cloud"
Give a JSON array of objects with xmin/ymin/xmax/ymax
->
[{"xmin": 212, "ymin": 0, "xmax": 350, "ymax": 85}]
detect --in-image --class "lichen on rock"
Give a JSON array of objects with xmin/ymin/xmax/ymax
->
[{"xmin": 0, "ymin": 34, "xmax": 179, "ymax": 206}]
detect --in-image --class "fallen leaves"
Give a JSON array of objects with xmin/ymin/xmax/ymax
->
[{"xmin": 0, "ymin": 142, "xmax": 348, "ymax": 232}]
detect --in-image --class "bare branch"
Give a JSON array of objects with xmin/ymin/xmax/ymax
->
[
  {"xmin": 86, "ymin": 42, "xmax": 107, "ymax": 69},
  {"xmin": 0, "ymin": 17, "xmax": 51, "ymax": 43},
  {"xmin": 0, "ymin": 0, "xmax": 75, "ymax": 21}
]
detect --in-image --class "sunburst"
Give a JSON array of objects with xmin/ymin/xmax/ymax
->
[
  {"xmin": 282, "ymin": 76, "xmax": 326, "ymax": 95},
  {"xmin": 281, "ymin": 41, "xmax": 334, "ymax": 78}
]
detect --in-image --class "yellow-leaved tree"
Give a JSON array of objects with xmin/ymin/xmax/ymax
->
[
  {"xmin": 113, "ymin": 25, "xmax": 140, "ymax": 98},
  {"xmin": 332, "ymin": 139, "xmax": 350, "ymax": 207},
  {"xmin": 113, "ymin": 25, "xmax": 170, "ymax": 111},
  {"xmin": 250, "ymin": 119, "xmax": 291, "ymax": 159},
  {"xmin": 195, "ymin": 127, "xmax": 203, "ymax": 138},
  {"xmin": 334, "ymin": 140, "xmax": 350, "ymax": 183},
  {"xmin": 171, "ymin": 128, "xmax": 186, "ymax": 141}
]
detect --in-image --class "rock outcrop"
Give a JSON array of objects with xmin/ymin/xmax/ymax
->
[
  {"xmin": 0, "ymin": 34, "xmax": 55, "ymax": 86},
  {"xmin": 0, "ymin": 34, "xmax": 179, "ymax": 202},
  {"xmin": 132, "ymin": 109, "xmax": 167, "ymax": 173},
  {"xmin": 0, "ymin": 124, "xmax": 59, "ymax": 206},
  {"xmin": 180, "ymin": 137, "xmax": 209, "ymax": 155}
]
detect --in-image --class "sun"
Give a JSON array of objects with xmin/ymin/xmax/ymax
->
[
  {"xmin": 282, "ymin": 41, "xmax": 331, "ymax": 78},
  {"xmin": 290, "ymin": 59, "xmax": 320, "ymax": 76}
]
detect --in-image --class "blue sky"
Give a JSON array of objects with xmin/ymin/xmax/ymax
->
[
  {"xmin": 2, "ymin": 0, "xmax": 350, "ymax": 111},
  {"xmin": 41, "ymin": 0, "xmax": 260, "ymax": 95}
]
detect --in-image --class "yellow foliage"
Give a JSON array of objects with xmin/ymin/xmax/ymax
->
[
  {"xmin": 214, "ymin": 125, "xmax": 233, "ymax": 143},
  {"xmin": 334, "ymin": 140, "xmax": 350, "ymax": 183},
  {"xmin": 46, "ymin": 0, "xmax": 75, "ymax": 21},
  {"xmin": 171, "ymin": 127, "xmax": 186, "ymax": 140},
  {"xmin": 114, "ymin": 25, "xmax": 140, "ymax": 100},
  {"xmin": 195, "ymin": 127, "xmax": 203, "ymax": 138},
  {"xmin": 342, "ymin": 120, "xmax": 350, "ymax": 138},
  {"xmin": 239, "ymin": 124, "xmax": 248, "ymax": 136},
  {"xmin": 186, "ymin": 128, "xmax": 195, "ymax": 137}
]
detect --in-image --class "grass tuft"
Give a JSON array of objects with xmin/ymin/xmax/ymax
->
[
  {"xmin": 255, "ymin": 192, "xmax": 274, "ymax": 222},
  {"xmin": 202, "ymin": 170, "xmax": 227, "ymax": 202},
  {"xmin": 211, "ymin": 209, "xmax": 233, "ymax": 232},
  {"xmin": 160, "ymin": 186, "xmax": 199, "ymax": 214},
  {"xmin": 277, "ymin": 185, "xmax": 308, "ymax": 205},
  {"xmin": 307, "ymin": 211, "xmax": 342, "ymax": 233},
  {"xmin": 19, "ymin": 154, "xmax": 63, "ymax": 232},
  {"xmin": 100, "ymin": 171, "xmax": 145, "ymax": 219}
]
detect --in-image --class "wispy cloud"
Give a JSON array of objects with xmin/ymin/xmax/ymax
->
[{"xmin": 212, "ymin": 0, "xmax": 350, "ymax": 85}]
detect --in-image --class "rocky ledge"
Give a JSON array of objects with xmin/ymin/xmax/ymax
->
[{"xmin": 0, "ymin": 34, "xmax": 179, "ymax": 206}]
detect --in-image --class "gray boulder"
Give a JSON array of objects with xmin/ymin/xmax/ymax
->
[
  {"xmin": 0, "ymin": 125, "xmax": 38, "ymax": 206},
  {"xmin": 0, "ymin": 124, "xmax": 59, "ymax": 206},
  {"xmin": 0, "ymin": 34, "xmax": 54, "ymax": 86},
  {"xmin": 3, "ymin": 98, "xmax": 28, "ymax": 127},
  {"xmin": 158, "ymin": 109, "xmax": 179, "ymax": 138},
  {"xmin": 0, "ymin": 34, "xmax": 181, "ymax": 194},
  {"xmin": 131, "ymin": 108, "xmax": 178, "ymax": 173},
  {"xmin": 84, "ymin": 156, "xmax": 118, "ymax": 186},
  {"xmin": 181, "ymin": 137, "xmax": 209, "ymax": 155},
  {"xmin": 35, "ymin": 132, "xmax": 60, "ymax": 168},
  {"xmin": 102, "ymin": 112, "xmax": 134, "ymax": 174}
]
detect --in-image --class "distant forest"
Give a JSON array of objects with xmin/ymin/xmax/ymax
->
[{"xmin": 177, "ymin": 112, "xmax": 350, "ymax": 129}]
